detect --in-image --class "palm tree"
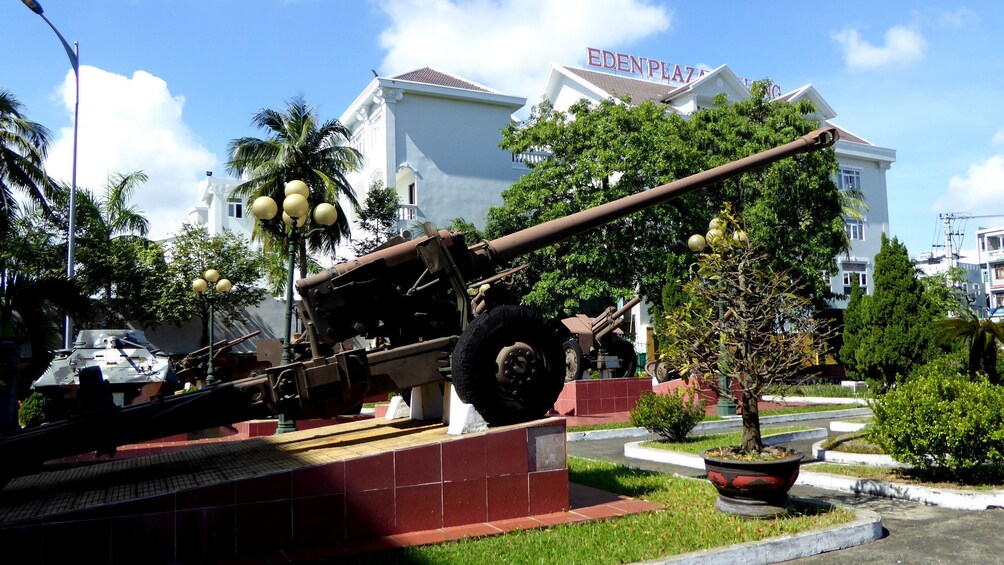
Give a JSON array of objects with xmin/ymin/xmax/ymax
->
[
  {"xmin": 226, "ymin": 94, "xmax": 361, "ymax": 278},
  {"xmin": 47, "ymin": 171, "xmax": 152, "ymax": 325},
  {"xmin": 0, "ymin": 89, "xmax": 52, "ymax": 235},
  {"xmin": 937, "ymin": 307, "xmax": 1004, "ymax": 384},
  {"xmin": 0, "ymin": 205, "xmax": 89, "ymax": 431}
]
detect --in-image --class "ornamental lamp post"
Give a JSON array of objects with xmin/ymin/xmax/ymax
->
[
  {"xmin": 22, "ymin": 0, "xmax": 81, "ymax": 350},
  {"xmin": 687, "ymin": 217, "xmax": 747, "ymax": 417},
  {"xmin": 252, "ymin": 180, "xmax": 338, "ymax": 434},
  {"xmin": 192, "ymin": 269, "xmax": 232, "ymax": 386}
]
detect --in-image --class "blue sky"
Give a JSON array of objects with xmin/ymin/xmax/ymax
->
[{"xmin": 2, "ymin": 0, "xmax": 1003, "ymax": 259}]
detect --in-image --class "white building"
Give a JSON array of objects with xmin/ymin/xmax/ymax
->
[
  {"xmin": 338, "ymin": 67, "xmax": 527, "ymax": 239},
  {"xmin": 186, "ymin": 171, "xmax": 255, "ymax": 242},
  {"xmin": 976, "ymin": 227, "xmax": 1004, "ymax": 319}
]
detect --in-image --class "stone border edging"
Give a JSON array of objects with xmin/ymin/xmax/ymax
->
[
  {"xmin": 623, "ymin": 428, "xmax": 828, "ymax": 467},
  {"xmin": 811, "ymin": 440, "xmax": 905, "ymax": 467},
  {"xmin": 762, "ymin": 395, "xmax": 870, "ymax": 405},
  {"xmin": 637, "ymin": 500, "xmax": 882, "ymax": 565},
  {"xmin": 568, "ymin": 407, "xmax": 872, "ymax": 442},
  {"xmin": 795, "ymin": 469, "xmax": 1004, "ymax": 510}
]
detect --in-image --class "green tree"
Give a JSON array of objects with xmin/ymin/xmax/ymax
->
[
  {"xmin": 0, "ymin": 90, "xmax": 52, "ymax": 235},
  {"xmin": 46, "ymin": 172, "xmax": 162, "ymax": 327},
  {"xmin": 487, "ymin": 81, "xmax": 843, "ymax": 319},
  {"xmin": 156, "ymin": 224, "xmax": 267, "ymax": 346},
  {"xmin": 0, "ymin": 206, "xmax": 89, "ymax": 431},
  {"xmin": 351, "ymin": 180, "xmax": 400, "ymax": 256},
  {"xmin": 487, "ymin": 97, "xmax": 695, "ymax": 317},
  {"xmin": 660, "ymin": 214, "xmax": 833, "ymax": 453},
  {"xmin": 839, "ymin": 233, "xmax": 936, "ymax": 390},
  {"xmin": 936, "ymin": 308, "xmax": 1004, "ymax": 384},
  {"xmin": 227, "ymin": 94, "xmax": 361, "ymax": 278}
]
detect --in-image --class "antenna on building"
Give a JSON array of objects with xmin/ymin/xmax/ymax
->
[{"xmin": 206, "ymin": 171, "xmax": 213, "ymax": 177}]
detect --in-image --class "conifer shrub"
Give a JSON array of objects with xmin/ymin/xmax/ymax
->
[
  {"xmin": 869, "ymin": 368, "xmax": 1004, "ymax": 474},
  {"xmin": 18, "ymin": 392, "xmax": 45, "ymax": 429},
  {"xmin": 629, "ymin": 389, "xmax": 705, "ymax": 442}
]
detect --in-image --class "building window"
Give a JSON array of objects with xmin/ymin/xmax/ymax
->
[
  {"xmin": 845, "ymin": 220, "xmax": 864, "ymax": 241},
  {"xmin": 837, "ymin": 168, "xmax": 861, "ymax": 191},
  {"xmin": 408, "ymin": 182, "xmax": 417, "ymax": 205},
  {"xmin": 227, "ymin": 197, "xmax": 243, "ymax": 219},
  {"xmin": 842, "ymin": 262, "xmax": 867, "ymax": 295}
]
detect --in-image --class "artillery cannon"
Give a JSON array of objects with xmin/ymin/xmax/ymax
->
[
  {"xmin": 562, "ymin": 295, "xmax": 642, "ymax": 382},
  {"xmin": 0, "ymin": 127, "xmax": 838, "ymax": 485}
]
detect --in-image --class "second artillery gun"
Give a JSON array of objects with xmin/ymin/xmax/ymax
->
[{"xmin": 0, "ymin": 127, "xmax": 839, "ymax": 484}]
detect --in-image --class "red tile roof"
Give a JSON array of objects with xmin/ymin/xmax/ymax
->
[
  {"xmin": 391, "ymin": 67, "xmax": 492, "ymax": 93},
  {"xmin": 565, "ymin": 67, "xmax": 677, "ymax": 105}
]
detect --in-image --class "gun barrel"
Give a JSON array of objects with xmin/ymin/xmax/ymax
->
[{"xmin": 481, "ymin": 126, "xmax": 838, "ymax": 263}]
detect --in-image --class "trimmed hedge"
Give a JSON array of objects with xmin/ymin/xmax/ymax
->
[
  {"xmin": 629, "ymin": 389, "xmax": 705, "ymax": 442},
  {"xmin": 869, "ymin": 371, "xmax": 1004, "ymax": 474}
]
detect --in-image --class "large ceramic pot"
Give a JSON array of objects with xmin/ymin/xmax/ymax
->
[{"xmin": 700, "ymin": 448, "xmax": 804, "ymax": 518}]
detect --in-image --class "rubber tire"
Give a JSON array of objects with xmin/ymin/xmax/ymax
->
[
  {"xmin": 563, "ymin": 339, "xmax": 585, "ymax": 382},
  {"xmin": 452, "ymin": 305, "xmax": 565, "ymax": 426},
  {"xmin": 606, "ymin": 339, "xmax": 638, "ymax": 379}
]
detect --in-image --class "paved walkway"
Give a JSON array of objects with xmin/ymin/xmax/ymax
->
[{"xmin": 568, "ymin": 417, "xmax": 1004, "ymax": 564}]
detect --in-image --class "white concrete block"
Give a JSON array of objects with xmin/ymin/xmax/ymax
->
[
  {"xmin": 384, "ymin": 394, "xmax": 410, "ymax": 420},
  {"xmin": 409, "ymin": 383, "xmax": 445, "ymax": 421},
  {"xmin": 446, "ymin": 385, "xmax": 488, "ymax": 435}
]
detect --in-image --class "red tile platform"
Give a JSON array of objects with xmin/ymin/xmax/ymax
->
[
  {"xmin": 552, "ymin": 377, "xmax": 653, "ymax": 416},
  {"xmin": 0, "ymin": 417, "xmax": 579, "ymax": 564}
]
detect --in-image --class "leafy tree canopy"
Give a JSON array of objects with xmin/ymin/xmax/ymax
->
[
  {"xmin": 351, "ymin": 180, "xmax": 400, "ymax": 256},
  {"xmin": 156, "ymin": 224, "xmax": 267, "ymax": 345},
  {"xmin": 486, "ymin": 80, "xmax": 843, "ymax": 319}
]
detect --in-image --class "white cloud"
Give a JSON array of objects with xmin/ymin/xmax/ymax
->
[
  {"xmin": 47, "ymin": 66, "xmax": 215, "ymax": 240},
  {"xmin": 831, "ymin": 25, "xmax": 926, "ymax": 71},
  {"xmin": 933, "ymin": 155, "xmax": 1004, "ymax": 214},
  {"xmin": 375, "ymin": 0, "xmax": 671, "ymax": 100}
]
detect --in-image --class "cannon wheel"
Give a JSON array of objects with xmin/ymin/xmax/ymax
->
[
  {"xmin": 563, "ymin": 339, "xmax": 585, "ymax": 382},
  {"xmin": 606, "ymin": 339, "xmax": 638, "ymax": 379},
  {"xmin": 452, "ymin": 305, "xmax": 565, "ymax": 426}
]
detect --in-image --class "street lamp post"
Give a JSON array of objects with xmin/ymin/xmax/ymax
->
[
  {"xmin": 22, "ymin": 0, "xmax": 81, "ymax": 350},
  {"xmin": 192, "ymin": 269, "xmax": 232, "ymax": 386},
  {"xmin": 687, "ymin": 218, "xmax": 738, "ymax": 417},
  {"xmin": 252, "ymin": 180, "xmax": 338, "ymax": 434}
]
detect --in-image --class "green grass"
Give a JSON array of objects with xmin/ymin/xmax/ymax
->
[
  {"xmin": 819, "ymin": 431, "xmax": 883, "ymax": 454},
  {"xmin": 640, "ymin": 426, "xmax": 816, "ymax": 454},
  {"xmin": 339, "ymin": 457, "xmax": 853, "ymax": 564},
  {"xmin": 807, "ymin": 462, "xmax": 1004, "ymax": 490},
  {"xmin": 766, "ymin": 384, "xmax": 870, "ymax": 398}
]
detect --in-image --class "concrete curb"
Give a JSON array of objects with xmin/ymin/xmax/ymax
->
[
  {"xmin": 637, "ymin": 500, "xmax": 883, "ymax": 565},
  {"xmin": 830, "ymin": 420, "xmax": 869, "ymax": 432},
  {"xmin": 762, "ymin": 395, "xmax": 870, "ymax": 405},
  {"xmin": 568, "ymin": 407, "xmax": 871, "ymax": 442},
  {"xmin": 811, "ymin": 440, "xmax": 905, "ymax": 467},
  {"xmin": 795, "ymin": 470, "xmax": 1004, "ymax": 510},
  {"xmin": 623, "ymin": 428, "xmax": 828, "ymax": 467}
]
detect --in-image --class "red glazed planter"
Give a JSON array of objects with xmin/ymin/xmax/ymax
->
[{"xmin": 700, "ymin": 449, "xmax": 803, "ymax": 518}]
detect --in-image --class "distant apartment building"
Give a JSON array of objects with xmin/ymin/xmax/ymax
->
[{"xmin": 976, "ymin": 227, "xmax": 1004, "ymax": 319}]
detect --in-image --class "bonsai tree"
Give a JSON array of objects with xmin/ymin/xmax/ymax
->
[{"xmin": 660, "ymin": 212, "xmax": 834, "ymax": 455}]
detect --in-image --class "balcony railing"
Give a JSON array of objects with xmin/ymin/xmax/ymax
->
[
  {"xmin": 398, "ymin": 204, "xmax": 419, "ymax": 221},
  {"xmin": 512, "ymin": 150, "xmax": 549, "ymax": 168}
]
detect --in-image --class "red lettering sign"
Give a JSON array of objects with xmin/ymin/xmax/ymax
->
[
  {"xmin": 587, "ymin": 48, "xmax": 602, "ymax": 67},
  {"xmin": 617, "ymin": 53, "xmax": 630, "ymax": 72},
  {"xmin": 603, "ymin": 50, "xmax": 616, "ymax": 70}
]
